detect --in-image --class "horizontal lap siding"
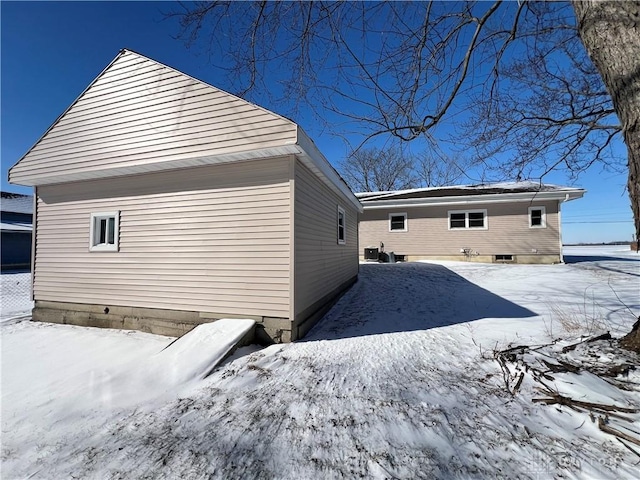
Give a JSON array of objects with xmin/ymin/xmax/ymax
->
[
  {"xmin": 10, "ymin": 50, "xmax": 298, "ymax": 184},
  {"xmin": 294, "ymin": 160, "xmax": 359, "ymax": 318},
  {"xmin": 359, "ymin": 200, "xmax": 560, "ymax": 256},
  {"xmin": 34, "ymin": 158, "xmax": 292, "ymax": 318}
]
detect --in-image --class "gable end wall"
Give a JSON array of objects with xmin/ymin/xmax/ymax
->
[{"xmin": 9, "ymin": 50, "xmax": 298, "ymax": 185}]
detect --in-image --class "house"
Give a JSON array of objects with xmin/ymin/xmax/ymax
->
[
  {"xmin": 1, "ymin": 192, "xmax": 33, "ymax": 271},
  {"xmin": 358, "ymin": 182, "xmax": 585, "ymax": 264},
  {"xmin": 8, "ymin": 49, "xmax": 362, "ymax": 342}
]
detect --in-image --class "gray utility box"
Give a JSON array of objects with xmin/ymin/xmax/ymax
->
[{"xmin": 364, "ymin": 247, "xmax": 379, "ymax": 261}]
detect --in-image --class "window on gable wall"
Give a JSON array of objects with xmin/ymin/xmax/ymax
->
[
  {"xmin": 529, "ymin": 206, "xmax": 546, "ymax": 228},
  {"xmin": 337, "ymin": 206, "xmax": 346, "ymax": 244},
  {"xmin": 389, "ymin": 213, "xmax": 408, "ymax": 232},
  {"xmin": 90, "ymin": 211, "xmax": 119, "ymax": 252},
  {"xmin": 448, "ymin": 210, "xmax": 487, "ymax": 230}
]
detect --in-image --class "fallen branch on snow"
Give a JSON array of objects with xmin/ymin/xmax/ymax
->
[{"xmin": 599, "ymin": 417, "xmax": 640, "ymax": 447}]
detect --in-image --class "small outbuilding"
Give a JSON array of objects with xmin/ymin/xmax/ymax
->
[
  {"xmin": 8, "ymin": 49, "xmax": 362, "ymax": 342},
  {"xmin": 358, "ymin": 182, "xmax": 585, "ymax": 264}
]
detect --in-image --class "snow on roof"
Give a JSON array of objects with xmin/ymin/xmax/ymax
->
[
  {"xmin": 0, "ymin": 222, "xmax": 32, "ymax": 232},
  {"xmin": 1, "ymin": 192, "xmax": 33, "ymax": 215},
  {"xmin": 357, "ymin": 181, "xmax": 584, "ymax": 202}
]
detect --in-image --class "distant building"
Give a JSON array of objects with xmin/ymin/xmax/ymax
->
[
  {"xmin": 1, "ymin": 192, "xmax": 33, "ymax": 270},
  {"xmin": 358, "ymin": 182, "xmax": 585, "ymax": 264}
]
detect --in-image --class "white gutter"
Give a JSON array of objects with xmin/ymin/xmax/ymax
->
[
  {"xmin": 361, "ymin": 190, "xmax": 585, "ymax": 209},
  {"xmin": 296, "ymin": 128, "xmax": 363, "ymax": 212},
  {"xmin": 558, "ymin": 193, "xmax": 571, "ymax": 263}
]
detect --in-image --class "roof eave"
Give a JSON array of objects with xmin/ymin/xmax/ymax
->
[
  {"xmin": 361, "ymin": 190, "xmax": 586, "ymax": 209},
  {"xmin": 8, "ymin": 145, "xmax": 303, "ymax": 187},
  {"xmin": 295, "ymin": 128, "xmax": 363, "ymax": 212},
  {"xmin": 7, "ymin": 131, "xmax": 364, "ymax": 213},
  {"xmin": 8, "ymin": 49, "xmax": 130, "ymax": 185}
]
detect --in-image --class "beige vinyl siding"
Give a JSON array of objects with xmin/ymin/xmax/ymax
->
[
  {"xmin": 359, "ymin": 200, "xmax": 560, "ymax": 257},
  {"xmin": 294, "ymin": 159, "xmax": 359, "ymax": 320},
  {"xmin": 10, "ymin": 50, "xmax": 298, "ymax": 185},
  {"xmin": 34, "ymin": 157, "xmax": 292, "ymax": 318}
]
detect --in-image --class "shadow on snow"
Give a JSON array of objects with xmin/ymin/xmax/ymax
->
[
  {"xmin": 563, "ymin": 255, "xmax": 640, "ymax": 264},
  {"xmin": 306, "ymin": 262, "xmax": 536, "ymax": 341},
  {"xmin": 563, "ymin": 254, "xmax": 640, "ymax": 278}
]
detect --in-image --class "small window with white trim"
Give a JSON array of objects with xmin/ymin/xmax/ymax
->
[
  {"xmin": 389, "ymin": 212, "xmax": 408, "ymax": 232},
  {"xmin": 448, "ymin": 209, "xmax": 487, "ymax": 230},
  {"xmin": 90, "ymin": 211, "xmax": 119, "ymax": 252},
  {"xmin": 337, "ymin": 206, "xmax": 346, "ymax": 244},
  {"xmin": 529, "ymin": 206, "xmax": 546, "ymax": 228}
]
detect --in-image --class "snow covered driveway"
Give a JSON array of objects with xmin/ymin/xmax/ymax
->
[{"xmin": 1, "ymin": 247, "xmax": 639, "ymax": 479}]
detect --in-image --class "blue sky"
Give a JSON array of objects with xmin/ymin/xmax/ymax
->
[{"xmin": 1, "ymin": 1, "xmax": 634, "ymax": 244}]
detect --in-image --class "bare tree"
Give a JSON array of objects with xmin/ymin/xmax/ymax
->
[
  {"xmin": 341, "ymin": 147, "xmax": 468, "ymax": 192},
  {"xmin": 415, "ymin": 152, "xmax": 466, "ymax": 187},
  {"xmin": 572, "ymin": 1, "xmax": 640, "ymax": 246},
  {"xmin": 169, "ymin": 1, "xmax": 511, "ymax": 142},
  {"xmin": 168, "ymin": 0, "xmax": 640, "ymax": 281},
  {"xmin": 340, "ymin": 147, "xmax": 416, "ymax": 192},
  {"xmin": 463, "ymin": 2, "xmax": 622, "ymax": 182},
  {"xmin": 571, "ymin": 0, "xmax": 640, "ymax": 349}
]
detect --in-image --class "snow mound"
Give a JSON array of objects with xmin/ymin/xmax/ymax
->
[
  {"xmin": 156, "ymin": 318, "xmax": 256, "ymax": 383},
  {"xmin": 96, "ymin": 319, "xmax": 255, "ymax": 408}
]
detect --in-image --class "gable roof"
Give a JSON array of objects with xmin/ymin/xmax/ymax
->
[
  {"xmin": 9, "ymin": 49, "xmax": 361, "ymax": 211},
  {"xmin": 357, "ymin": 181, "xmax": 585, "ymax": 209}
]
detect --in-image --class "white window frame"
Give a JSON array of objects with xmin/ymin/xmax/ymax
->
[
  {"xmin": 89, "ymin": 211, "xmax": 120, "ymax": 252},
  {"xmin": 388, "ymin": 212, "xmax": 408, "ymax": 232},
  {"xmin": 448, "ymin": 209, "xmax": 488, "ymax": 230},
  {"xmin": 528, "ymin": 206, "xmax": 546, "ymax": 228},
  {"xmin": 337, "ymin": 206, "xmax": 346, "ymax": 245}
]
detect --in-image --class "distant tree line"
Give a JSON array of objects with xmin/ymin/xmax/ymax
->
[{"xmin": 340, "ymin": 147, "xmax": 467, "ymax": 192}]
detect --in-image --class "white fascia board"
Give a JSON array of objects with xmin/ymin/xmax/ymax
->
[
  {"xmin": 11, "ymin": 145, "xmax": 302, "ymax": 187},
  {"xmin": 295, "ymin": 127, "xmax": 363, "ymax": 212},
  {"xmin": 361, "ymin": 190, "xmax": 585, "ymax": 210},
  {"xmin": 9, "ymin": 51, "xmax": 129, "ymax": 185},
  {"xmin": 15, "ymin": 131, "xmax": 365, "ymax": 215}
]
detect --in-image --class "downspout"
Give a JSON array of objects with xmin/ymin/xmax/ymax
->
[
  {"xmin": 288, "ymin": 156, "xmax": 296, "ymax": 340},
  {"xmin": 30, "ymin": 188, "xmax": 37, "ymax": 302},
  {"xmin": 558, "ymin": 193, "xmax": 569, "ymax": 263}
]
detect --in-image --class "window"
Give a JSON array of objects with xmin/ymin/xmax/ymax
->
[
  {"xmin": 529, "ymin": 206, "xmax": 546, "ymax": 228},
  {"xmin": 495, "ymin": 254, "xmax": 514, "ymax": 262},
  {"xmin": 449, "ymin": 212, "xmax": 466, "ymax": 229},
  {"xmin": 448, "ymin": 210, "xmax": 487, "ymax": 230},
  {"xmin": 337, "ymin": 206, "xmax": 346, "ymax": 244},
  {"xmin": 389, "ymin": 212, "xmax": 408, "ymax": 232},
  {"xmin": 90, "ymin": 211, "xmax": 119, "ymax": 252}
]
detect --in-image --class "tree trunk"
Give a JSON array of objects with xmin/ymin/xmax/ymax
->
[
  {"xmin": 572, "ymin": 1, "xmax": 640, "ymax": 350},
  {"xmin": 572, "ymin": 1, "xmax": 640, "ymax": 246},
  {"xmin": 620, "ymin": 318, "xmax": 640, "ymax": 353}
]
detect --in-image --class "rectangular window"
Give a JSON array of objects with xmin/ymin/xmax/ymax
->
[
  {"xmin": 449, "ymin": 213, "xmax": 466, "ymax": 229},
  {"xmin": 529, "ymin": 206, "xmax": 546, "ymax": 228},
  {"xmin": 448, "ymin": 210, "xmax": 487, "ymax": 230},
  {"xmin": 90, "ymin": 211, "xmax": 119, "ymax": 252},
  {"xmin": 389, "ymin": 212, "xmax": 408, "ymax": 232},
  {"xmin": 468, "ymin": 212, "xmax": 485, "ymax": 228},
  {"xmin": 337, "ymin": 206, "xmax": 346, "ymax": 244},
  {"xmin": 495, "ymin": 254, "xmax": 514, "ymax": 262}
]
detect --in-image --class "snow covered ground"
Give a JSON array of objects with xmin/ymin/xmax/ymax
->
[{"xmin": 1, "ymin": 246, "xmax": 639, "ymax": 479}]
